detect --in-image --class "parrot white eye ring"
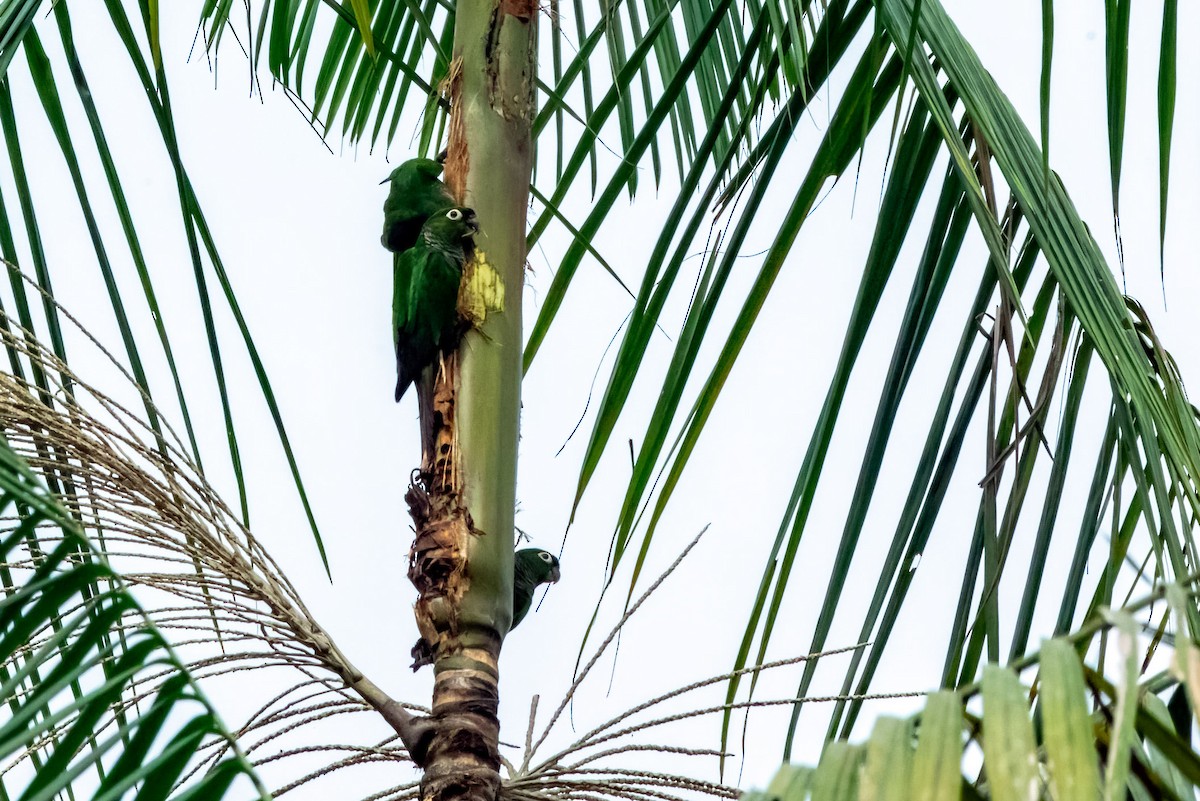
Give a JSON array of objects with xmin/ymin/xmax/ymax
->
[
  {"xmin": 446, "ymin": 208, "xmax": 464, "ymax": 221},
  {"xmin": 538, "ymin": 552, "xmax": 554, "ymax": 563}
]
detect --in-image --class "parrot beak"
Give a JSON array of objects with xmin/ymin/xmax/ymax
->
[
  {"xmin": 548, "ymin": 565, "xmax": 561, "ymax": 584},
  {"xmin": 463, "ymin": 209, "xmax": 480, "ymax": 237},
  {"xmin": 436, "ymin": 148, "xmax": 449, "ymax": 164}
]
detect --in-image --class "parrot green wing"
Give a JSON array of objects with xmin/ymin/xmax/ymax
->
[
  {"xmin": 381, "ymin": 158, "xmax": 455, "ymax": 253},
  {"xmin": 393, "ymin": 207, "xmax": 479, "ymax": 401},
  {"xmin": 391, "ymin": 250, "xmax": 414, "ymax": 336},
  {"xmin": 511, "ymin": 548, "xmax": 561, "ymax": 631},
  {"xmin": 393, "ymin": 248, "xmax": 461, "ymax": 401}
]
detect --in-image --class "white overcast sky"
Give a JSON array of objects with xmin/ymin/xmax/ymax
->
[{"xmin": 8, "ymin": 1, "xmax": 1200, "ymax": 797}]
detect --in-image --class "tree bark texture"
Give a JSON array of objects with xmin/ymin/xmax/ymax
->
[{"xmin": 406, "ymin": 1, "xmax": 536, "ymax": 800}]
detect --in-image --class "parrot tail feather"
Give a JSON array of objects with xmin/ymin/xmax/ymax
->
[{"xmin": 395, "ymin": 362, "xmax": 414, "ymax": 402}]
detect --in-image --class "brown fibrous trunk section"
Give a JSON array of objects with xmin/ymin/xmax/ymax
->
[
  {"xmin": 407, "ymin": 356, "xmax": 468, "ymax": 668},
  {"xmin": 406, "ymin": 354, "xmax": 503, "ymax": 801}
]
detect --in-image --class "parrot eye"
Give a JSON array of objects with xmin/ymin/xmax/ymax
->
[
  {"xmin": 539, "ymin": 552, "xmax": 554, "ymax": 563},
  {"xmin": 446, "ymin": 208, "xmax": 463, "ymax": 221}
]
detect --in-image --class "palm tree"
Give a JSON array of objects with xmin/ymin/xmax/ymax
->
[{"xmin": 0, "ymin": 0, "xmax": 1198, "ymax": 799}]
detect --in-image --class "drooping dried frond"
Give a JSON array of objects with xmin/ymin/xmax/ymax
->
[
  {"xmin": 0, "ymin": 285, "xmax": 427, "ymax": 798},
  {"xmin": 0, "ymin": 421, "xmax": 270, "ymax": 799}
]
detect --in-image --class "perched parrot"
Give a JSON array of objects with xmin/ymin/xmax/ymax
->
[
  {"xmin": 409, "ymin": 547, "xmax": 562, "ymax": 670},
  {"xmin": 380, "ymin": 157, "xmax": 455, "ymax": 254},
  {"xmin": 393, "ymin": 206, "xmax": 479, "ymax": 402},
  {"xmin": 511, "ymin": 548, "xmax": 562, "ymax": 630}
]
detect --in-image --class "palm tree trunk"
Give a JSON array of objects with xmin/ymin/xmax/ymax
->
[{"xmin": 407, "ymin": 2, "xmax": 536, "ymax": 800}]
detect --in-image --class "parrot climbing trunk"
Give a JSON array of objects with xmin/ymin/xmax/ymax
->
[
  {"xmin": 380, "ymin": 157, "xmax": 454, "ymax": 254},
  {"xmin": 390, "ymin": 205, "xmax": 478, "ymax": 467},
  {"xmin": 400, "ymin": 2, "xmax": 536, "ymax": 801},
  {"xmin": 511, "ymin": 549, "xmax": 561, "ymax": 629}
]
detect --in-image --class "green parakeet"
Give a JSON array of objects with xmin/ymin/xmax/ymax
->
[
  {"xmin": 380, "ymin": 157, "xmax": 455, "ymax": 254},
  {"xmin": 511, "ymin": 548, "xmax": 561, "ymax": 630},
  {"xmin": 393, "ymin": 206, "xmax": 479, "ymax": 402},
  {"xmin": 409, "ymin": 546, "xmax": 562, "ymax": 670}
]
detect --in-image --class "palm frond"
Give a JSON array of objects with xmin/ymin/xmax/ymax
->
[
  {"xmin": 202, "ymin": 0, "xmax": 452, "ymax": 154},
  {"xmin": 0, "ymin": 377, "xmax": 268, "ymax": 799},
  {"xmin": 0, "ymin": 282, "xmax": 425, "ymax": 797},
  {"xmin": 0, "ymin": 0, "xmax": 330, "ymax": 575},
  {"xmin": 0, "ymin": 0, "xmax": 39, "ymax": 77},
  {"xmin": 745, "ymin": 589, "xmax": 1200, "ymax": 798}
]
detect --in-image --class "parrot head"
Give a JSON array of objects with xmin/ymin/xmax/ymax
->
[
  {"xmin": 515, "ymin": 548, "xmax": 561, "ymax": 585},
  {"xmin": 421, "ymin": 206, "xmax": 480, "ymax": 244},
  {"xmin": 380, "ymin": 157, "xmax": 443, "ymax": 186}
]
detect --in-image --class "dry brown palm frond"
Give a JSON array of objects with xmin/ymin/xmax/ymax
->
[{"xmin": 0, "ymin": 269, "xmax": 423, "ymax": 798}]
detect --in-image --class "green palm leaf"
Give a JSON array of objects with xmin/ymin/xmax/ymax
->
[
  {"xmin": 747, "ymin": 598, "xmax": 1200, "ymax": 798},
  {"xmin": 0, "ymin": 0, "xmax": 330, "ymax": 575},
  {"xmin": 0, "ymin": 422, "xmax": 267, "ymax": 800}
]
